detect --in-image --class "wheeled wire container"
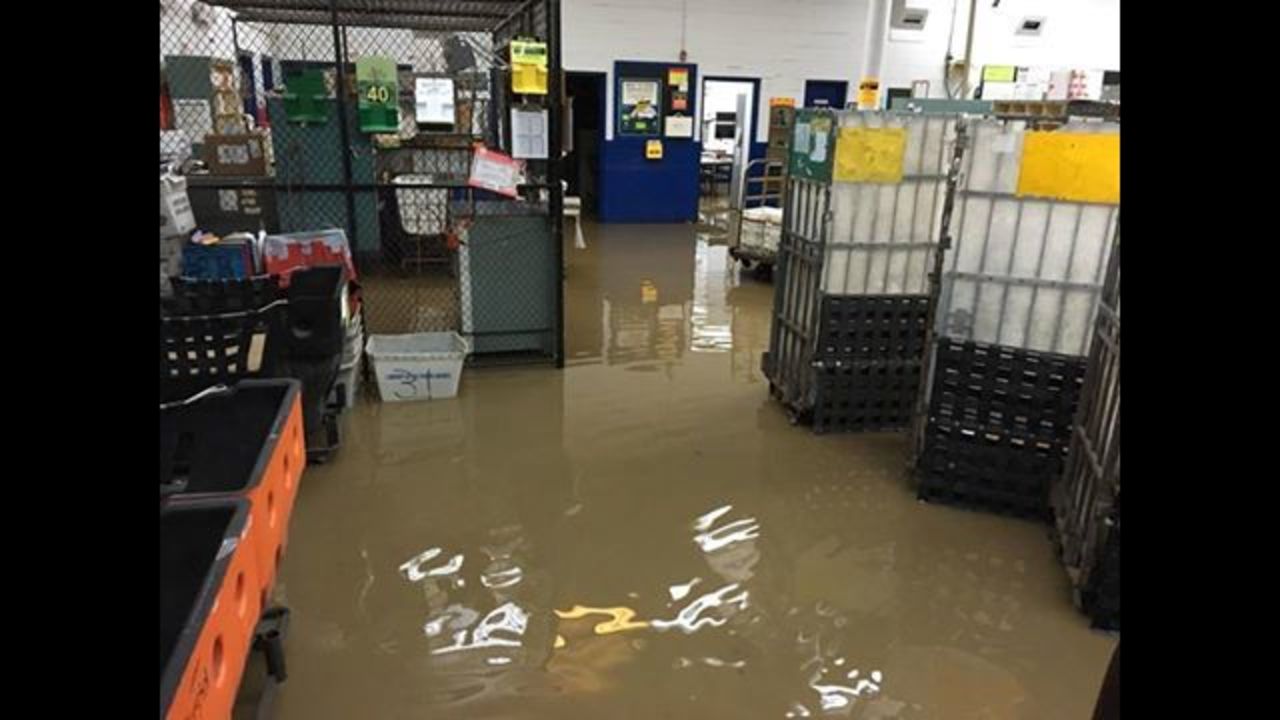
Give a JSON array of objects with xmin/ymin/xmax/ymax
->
[
  {"xmin": 1052, "ymin": 224, "xmax": 1120, "ymax": 629},
  {"xmin": 764, "ymin": 109, "xmax": 960, "ymax": 433},
  {"xmin": 911, "ymin": 117, "xmax": 1120, "ymax": 520}
]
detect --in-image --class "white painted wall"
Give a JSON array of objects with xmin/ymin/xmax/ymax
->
[{"xmin": 563, "ymin": 0, "xmax": 1119, "ymax": 141}]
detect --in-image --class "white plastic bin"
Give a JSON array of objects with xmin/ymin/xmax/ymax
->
[{"xmin": 366, "ymin": 332, "xmax": 470, "ymax": 402}]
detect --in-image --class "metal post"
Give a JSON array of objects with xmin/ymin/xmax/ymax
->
[
  {"xmin": 329, "ymin": 1, "xmax": 358, "ymax": 254},
  {"xmin": 548, "ymin": 0, "xmax": 565, "ymax": 367},
  {"xmin": 910, "ymin": 119, "xmax": 967, "ymax": 470}
]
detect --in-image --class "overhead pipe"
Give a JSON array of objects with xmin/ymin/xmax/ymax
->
[{"xmin": 960, "ymin": 0, "xmax": 979, "ymax": 98}]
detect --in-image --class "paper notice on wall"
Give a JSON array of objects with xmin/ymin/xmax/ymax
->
[
  {"xmin": 668, "ymin": 68, "xmax": 689, "ymax": 92},
  {"xmin": 622, "ymin": 80, "xmax": 659, "ymax": 106},
  {"xmin": 173, "ymin": 99, "xmax": 213, "ymax": 143},
  {"xmin": 415, "ymin": 77, "xmax": 456, "ymax": 125},
  {"xmin": 664, "ymin": 115, "xmax": 693, "ymax": 138},
  {"xmin": 510, "ymin": 107, "xmax": 549, "ymax": 159},
  {"xmin": 811, "ymin": 131, "xmax": 828, "ymax": 163},
  {"xmin": 794, "ymin": 122, "xmax": 812, "ymax": 155},
  {"xmin": 468, "ymin": 146, "xmax": 523, "ymax": 198}
]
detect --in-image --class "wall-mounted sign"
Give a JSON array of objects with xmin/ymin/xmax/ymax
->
[
  {"xmin": 511, "ymin": 39, "xmax": 549, "ymax": 94},
  {"xmin": 664, "ymin": 115, "xmax": 693, "ymax": 138},
  {"xmin": 668, "ymin": 68, "xmax": 689, "ymax": 92},
  {"xmin": 356, "ymin": 56, "xmax": 400, "ymax": 132},
  {"xmin": 646, "ymin": 139, "xmax": 663, "ymax": 159},
  {"xmin": 414, "ymin": 77, "xmax": 456, "ymax": 126},
  {"xmin": 468, "ymin": 146, "xmax": 522, "ymax": 198}
]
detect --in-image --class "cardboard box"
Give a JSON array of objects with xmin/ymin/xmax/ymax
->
[{"xmin": 203, "ymin": 132, "xmax": 270, "ymax": 176}]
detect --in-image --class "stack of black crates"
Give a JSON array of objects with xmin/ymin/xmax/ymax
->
[
  {"xmin": 811, "ymin": 295, "xmax": 930, "ymax": 433},
  {"xmin": 917, "ymin": 338, "xmax": 1085, "ymax": 520},
  {"xmin": 161, "ymin": 266, "xmax": 351, "ymax": 463}
]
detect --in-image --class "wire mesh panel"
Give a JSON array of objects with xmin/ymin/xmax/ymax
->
[
  {"xmin": 1053, "ymin": 224, "xmax": 1119, "ymax": 629},
  {"xmin": 764, "ymin": 176, "xmax": 829, "ymax": 415},
  {"xmin": 161, "ymin": 0, "xmax": 563, "ymax": 365},
  {"xmin": 822, "ymin": 113, "xmax": 956, "ymax": 295},
  {"xmin": 936, "ymin": 118, "xmax": 1119, "ymax": 356}
]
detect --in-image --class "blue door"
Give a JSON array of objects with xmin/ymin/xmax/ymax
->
[{"xmin": 804, "ymin": 80, "xmax": 848, "ymax": 109}]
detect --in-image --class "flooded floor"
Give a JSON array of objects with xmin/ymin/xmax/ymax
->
[{"xmin": 273, "ymin": 215, "xmax": 1117, "ymax": 719}]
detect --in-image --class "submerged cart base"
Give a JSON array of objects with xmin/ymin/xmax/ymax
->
[{"xmin": 766, "ymin": 294, "xmax": 929, "ymax": 434}]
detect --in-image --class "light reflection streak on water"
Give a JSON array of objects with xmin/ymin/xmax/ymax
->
[
  {"xmin": 690, "ymin": 237, "xmax": 734, "ymax": 353},
  {"xmin": 694, "ymin": 504, "xmax": 735, "ymax": 531},
  {"xmin": 695, "ymin": 517, "xmax": 761, "ymax": 553},
  {"xmin": 669, "ymin": 577, "xmax": 702, "ymax": 601},
  {"xmin": 431, "ymin": 601, "xmax": 529, "ymax": 655},
  {"xmin": 481, "ymin": 565, "xmax": 523, "ymax": 589},
  {"xmin": 650, "ymin": 582, "xmax": 750, "ymax": 633},
  {"xmin": 807, "ymin": 667, "xmax": 884, "ymax": 713},
  {"xmin": 399, "ymin": 547, "xmax": 464, "ymax": 582},
  {"xmin": 554, "ymin": 606, "xmax": 648, "ymax": 634}
]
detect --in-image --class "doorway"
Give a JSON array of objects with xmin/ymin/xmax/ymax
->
[
  {"xmin": 804, "ymin": 79, "xmax": 849, "ymax": 109},
  {"xmin": 565, "ymin": 72, "xmax": 605, "ymax": 217},
  {"xmin": 700, "ymin": 77, "xmax": 759, "ymax": 207}
]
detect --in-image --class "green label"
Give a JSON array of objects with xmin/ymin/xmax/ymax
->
[{"xmin": 356, "ymin": 56, "xmax": 399, "ymax": 132}]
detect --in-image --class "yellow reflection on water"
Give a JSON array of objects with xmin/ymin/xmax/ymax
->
[{"xmin": 555, "ymin": 606, "xmax": 650, "ymax": 635}]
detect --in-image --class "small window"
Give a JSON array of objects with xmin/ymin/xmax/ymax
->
[
  {"xmin": 891, "ymin": 2, "xmax": 930, "ymax": 31},
  {"xmin": 1017, "ymin": 17, "xmax": 1046, "ymax": 36}
]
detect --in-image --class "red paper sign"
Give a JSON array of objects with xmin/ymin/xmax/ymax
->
[{"xmin": 468, "ymin": 146, "xmax": 522, "ymax": 198}]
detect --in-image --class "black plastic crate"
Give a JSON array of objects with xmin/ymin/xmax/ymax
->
[
  {"xmin": 816, "ymin": 295, "xmax": 930, "ymax": 362},
  {"xmin": 812, "ymin": 359, "xmax": 921, "ymax": 433},
  {"xmin": 160, "ymin": 304, "xmax": 287, "ymax": 402},
  {"xmin": 932, "ymin": 338, "xmax": 1085, "ymax": 410},
  {"xmin": 166, "ymin": 275, "xmax": 283, "ymax": 316}
]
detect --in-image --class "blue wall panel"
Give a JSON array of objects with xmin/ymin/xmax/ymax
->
[{"xmin": 599, "ymin": 61, "xmax": 699, "ymax": 224}]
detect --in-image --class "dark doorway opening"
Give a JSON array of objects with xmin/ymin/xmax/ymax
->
[{"xmin": 565, "ymin": 72, "xmax": 605, "ymax": 217}]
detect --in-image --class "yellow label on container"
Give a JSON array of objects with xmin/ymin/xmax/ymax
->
[
  {"xmin": 834, "ymin": 127, "xmax": 907, "ymax": 183},
  {"xmin": 1017, "ymin": 131, "xmax": 1120, "ymax": 204},
  {"xmin": 769, "ymin": 96, "xmax": 796, "ymax": 108}
]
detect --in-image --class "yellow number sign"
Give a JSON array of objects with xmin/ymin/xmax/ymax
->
[
  {"xmin": 833, "ymin": 127, "xmax": 907, "ymax": 183},
  {"xmin": 1017, "ymin": 131, "xmax": 1120, "ymax": 204}
]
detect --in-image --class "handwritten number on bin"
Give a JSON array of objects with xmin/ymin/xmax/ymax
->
[{"xmin": 387, "ymin": 368, "xmax": 453, "ymax": 399}]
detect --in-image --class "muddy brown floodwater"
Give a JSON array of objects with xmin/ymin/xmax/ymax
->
[{"xmin": 272, "ymin": 216, "xmax": 1117, "ymax": 719}]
